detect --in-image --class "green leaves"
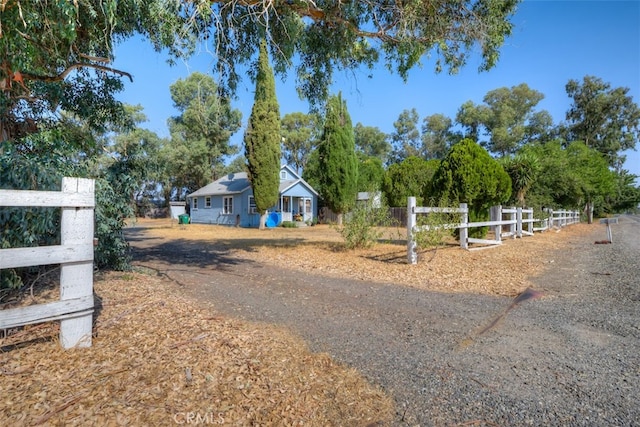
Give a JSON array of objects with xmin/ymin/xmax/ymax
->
[
  {"xmin": 431, "ymin": 138, "xmax": 511, "ymax": 215},
  {"xmin": 565, "ymin": 75, "xmax": 640, "ymax": 169},
  {"xmin": 167, "ymin": 72, "xmax": 242, "ymax": 196},
  {"xmin": 318, "ymin": 93, "xmax": 358, "ymax": 221},
  {"xmin": 245, "ymin": 40, "xmax": 281, "ymax": 226}
]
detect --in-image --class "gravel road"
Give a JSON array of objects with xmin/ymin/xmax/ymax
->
[{"xmin": 127, "ymin": 215, "xmax": 640, "ymax": 426}]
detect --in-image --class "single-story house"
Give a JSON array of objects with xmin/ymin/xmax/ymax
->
[{"xmin": 186, "ymin": 165, "xmax": 318, "ymax": 227}]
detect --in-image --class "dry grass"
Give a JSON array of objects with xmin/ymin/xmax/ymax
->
[
  {"xmin": 1, "ymin": 271, "xmax": 393, "ymax": 426},
  {"xmin": 136, "ymin": 218, "xmax": 598, "ymax": 297}
]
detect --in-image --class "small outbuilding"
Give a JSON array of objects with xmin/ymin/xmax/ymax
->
[{"xmin": 187, "ymin": 165, "xmax": 318, "ymax": 227}]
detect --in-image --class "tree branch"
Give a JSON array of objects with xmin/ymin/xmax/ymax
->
[{"xmin": 21, "ymin": 63, "xmax": 133, "ymax": 83}]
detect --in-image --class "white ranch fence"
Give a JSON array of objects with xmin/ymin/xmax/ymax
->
[
  {"xmin": 0, "ymin": 177, "xmax": 95, "ymax": 348},
  {"xmin": 407, "ymin": 197, "xmax": 580, "ymax": 264}
]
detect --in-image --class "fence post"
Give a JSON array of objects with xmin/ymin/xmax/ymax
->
[
  {"xmin": 516, "ymin": 207, "xmax": 523, "ymax": 238},
  {"xmin": 527, "ymin": 209, "xmax": 533, "ymax": 234},
  {"xmin": 407, "ymin": 197, "xmax": 417, "ymax": 265},
  {"xmin": 495, "ymin": 206, "xmax": 502, "ymax": 243},
  {"xmin": 60, "ymin": 177, "xmax": 95, "ymax": 348},
  {"xmin": 459, "ymin": 203, "xmax": 468, "ymax": 250},
  {"xmin": 549, "ymin": 209, "xmax": 554, "ymax": 229}
]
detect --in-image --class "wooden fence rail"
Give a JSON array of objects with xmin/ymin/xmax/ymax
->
[
  {"xmin": 407, "ymin": 197, "xmax": 580, "ymax": 264},
  {"xmin": 0, "ymin": 177, "xmax": 95, "ymax": 348}
]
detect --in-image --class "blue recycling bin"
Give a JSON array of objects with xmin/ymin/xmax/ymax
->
[{"xmin": 265, "ymin": 212, "xmax": 282, "ymax": 228}]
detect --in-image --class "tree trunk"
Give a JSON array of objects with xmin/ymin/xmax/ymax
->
[
  {"xmin": 259, "ymin": 211, "xmax": 268, "ymax": 229},
  {"xmin": 586, "ymin": 200, "xmax": 593, "ymax": 224},
  {"xmin": 336, "ymin": 212, "xmax": 343, "ymax": 226}
]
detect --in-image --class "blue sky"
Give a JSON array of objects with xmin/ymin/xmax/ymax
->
[{"xmin": 113, "ymin": 0, "xmax": 640, "ymax": 178}]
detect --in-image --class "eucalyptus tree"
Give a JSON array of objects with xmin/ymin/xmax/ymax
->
[
  {"xmin": 245, "ymin": 40, "xmax": 281, "ymax": 230},
  {"xmin": 565, "ymin": 75, "xmax": 640, "ymax": 170},
  {"xmin": 421, "ymin": 113, "xmax": 455, "ymax": 160},
  {"xmin": 109, "ymin": 105, "xmax": 168, "ymax": 212},
  {"xmin": 166, "ymin": 72, "xmax": 242, "ymax": 197},
  {"xmin": 2, "ymin": 0, "xmax": 519, "ymax": 148},
  {"xmin": 280, "ymin": 112, "xmax": 320, "ymax": 174},
  {"xmin": 457, "ymin": 83, "xmax": 548, "ymax": 156},
  {"xmin": 354, "ymin": 123, "xmax": 391, "ymax": 163},
  {"xmin": 389, "ymin": 108, "xmax": 422, "ymax": 163}
]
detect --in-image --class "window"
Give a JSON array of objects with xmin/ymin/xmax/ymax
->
[
  {"xmin": 280, "ymin": 170, "xmax": 287, "ymax": 179},
  {"xmin": 204, "ymin": 196, "xmax": 211, "ymax": 208},
  {"xmin": 223, "ymin": 196, "xmax": 233, "ymax": 214},
  {"xmin": 249, "ymin": 196, "xmax": 257, "ymax": 214},
  {"xmin": 192, "ymin": 198, "xmax": 198, "ymax": 210}
]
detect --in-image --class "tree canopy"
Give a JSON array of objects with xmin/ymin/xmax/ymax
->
[
  {"xmin": 166, "ymin": 72, "xmax": 242, "ymax": 198},
  {"xmin": 201, "ymin": 0, "xmax": 520, "ymax": 105},
  {"xmin": 565, "ymin": 75, "xmax": 640, "ymax": 170},
  {"xmin": 354, "ymin": 123, "xmax": 391, "ymax": 163},
  {"xmin": 281, "ymin": 112, "xmax": 320, "ymax": 174},
  {"xmin": 1, "ymin": 0, "xmax": 519, "ymax": 148},
  {"xmin": 389, "ymin": 108, "xmax": 422, "ymax": 163},
  {"xmin": 456, "ymin": 83, "xmax": 549, "ymax": 156}
]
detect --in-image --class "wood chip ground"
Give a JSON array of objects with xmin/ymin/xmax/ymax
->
[{"xmin": 1, "ymin": 218, "xmax": 596, "ymax": 425}]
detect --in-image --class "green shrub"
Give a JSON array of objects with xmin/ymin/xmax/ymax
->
[
  {"xmin": 338, "ymin": 195, "xmax": 396, "ymax": 249},
  {"xmin": 281, "ymin": 221, "xmax": 297, "ymax": 228},
  {"xmin": 412, "ymin": 198, "xmax": 461, "ymax": 251}
]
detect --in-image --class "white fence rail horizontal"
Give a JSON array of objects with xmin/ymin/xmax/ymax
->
[
  {"xmin": 0, "ymin": 177, "xmax": 95, "ymax": 348},
  {"xmin": 407, "ymin": 197, "xmax": 580, "ymax": 264}
]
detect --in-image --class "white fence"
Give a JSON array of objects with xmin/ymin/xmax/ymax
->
[
  {"xmin": 0, "ymin": 177, "xmax": 95, "ymax": 348},
  {"xmin": 407, "ymin": 197, "xmax": 580, "ymax": 264}
]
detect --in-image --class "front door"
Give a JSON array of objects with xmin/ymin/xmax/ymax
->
[{"xmin": 302, "ymin": 198, "xmax": 312, "ymax": 222}]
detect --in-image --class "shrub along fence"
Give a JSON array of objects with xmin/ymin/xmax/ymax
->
[
  {"xmin": 0, "ymin": 177, "xmax": 95, "ymax": 348},
  {"xmin": 406, "ymin": 197, "xmax": 580, "ymax": 264}
]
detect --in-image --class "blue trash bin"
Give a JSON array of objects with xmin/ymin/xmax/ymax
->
[{"xmin": 265, "ymin": 212, "xmax": 282, "ymax": 228}]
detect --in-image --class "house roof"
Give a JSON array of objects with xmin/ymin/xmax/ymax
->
[
  {"xmin": 187, "ymin": 166, "xmax": 318, "ymax": 198},
  {"xmin": 280, "ymin": 178, "xmax": 319, "ymax": 196},
  {"xmin": 187, "ymin": 172, "xmax": 251, "ymax": 198}
]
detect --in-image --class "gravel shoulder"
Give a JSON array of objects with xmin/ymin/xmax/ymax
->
[{"xmin": 127, "ymin": 216, "xmax": 640, "ymax": 426}]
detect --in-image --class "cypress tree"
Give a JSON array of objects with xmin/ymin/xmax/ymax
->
[
  {"xmin": 318, "ymin": 93, "xmax": 358, "ymax": 225},
  {"xmin": 245, "ymin": 40, "xmax": 281, "ymax": 229}
]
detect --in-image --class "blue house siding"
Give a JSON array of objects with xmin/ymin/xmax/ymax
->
[{"xmin": 187, "ymin": 165, "xmax": 318, "ymax": 228}]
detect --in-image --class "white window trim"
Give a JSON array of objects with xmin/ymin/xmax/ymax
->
[
  {"xmin": 192, "ymin": 198, "xmax": 198, "ymax": 210},
  {"xmin": 204, "ymin": 196, "xmax": 211, "ymax": 208},
  {"xmin": 248, "ymin": 195, "xmax": 257, "ymax": 214},
  {"xmin": 280, "ymin": 171, "xmax": 287, "ymax": 179},
  {"xmin": 223, "ymin": 196, "xmax": 233, "ymax": 215}
]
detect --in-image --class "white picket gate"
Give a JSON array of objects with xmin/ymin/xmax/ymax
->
[{"xmin": 0, "ymin": 177, "xmax": 95, "ymax": 348}]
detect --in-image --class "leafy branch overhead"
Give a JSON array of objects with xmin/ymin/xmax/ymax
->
[
  {"xmin": 206, "ymin": 0, "xmax": 519, "ymax": 102},
  {"xmin": 1, "ymin": 0, "xmax": 519, "ymax": 142}
]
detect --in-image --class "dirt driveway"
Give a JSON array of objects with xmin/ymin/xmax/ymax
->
[{"xmin": 126, "ymin": 217, "xmax": 640, "ymax": 426}]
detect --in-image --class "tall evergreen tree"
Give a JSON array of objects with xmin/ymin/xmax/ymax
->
[
  {"xmin": 244, "ymin": 40, "xmax": 281, "ymax": 230},
  {"xmin": 318, "ymin": 93, "xmax": 358, "ymax": 225}
]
